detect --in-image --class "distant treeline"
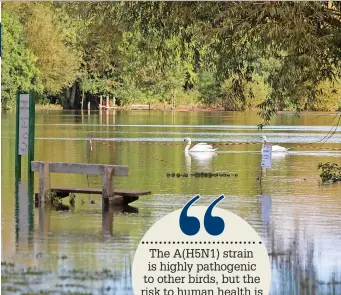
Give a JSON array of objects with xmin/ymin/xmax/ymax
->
[{"xmin": 2, "ymin": 2, "xmax": 341, "ymax": 121}]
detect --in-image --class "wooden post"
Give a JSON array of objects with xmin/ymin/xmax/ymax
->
[
  {"xmin": 105, "ymin": 96, "xmax": 109, "ymax": 118},
  {"xmin": 99, "ymin": 95, "xmax": 103, "ymax": 117},
  {"xmin": 260, "ymin": 168, "xmax": 265, "ymax": 195},
  {"xmin": 102, "ymin": 166, "xmax": 114, "ymax": 204},
  {"xmin": 39, "ymin": 163, "xmax": 50, "ymax": 203}
]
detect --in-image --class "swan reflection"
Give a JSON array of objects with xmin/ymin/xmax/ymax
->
[
  {"xmin": 272, "ymin": 152, "xmax": 288, "ymax": 159},
  {"xmin": 185, "ymin": 151, "xmax": 217, "ymax": 170}
]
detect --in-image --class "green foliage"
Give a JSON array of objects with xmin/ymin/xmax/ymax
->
[
  {"xmin": 317, "ymin": 162, "xmax": 341, "ymax": 183},
  {"xmin": 308, "ymin": 79, "xmax": 341, "ymax": 111},
  {"xmin": 1, "ymin": 11, "xmax": 41, "ymax": 109},
  {"xmin": 2, "ymin": 2, "xmax": 78, "ymax": 106},
  {"xmin": 2, "ymin": 2, "xmax": 341, "ymax": 117},
  {"xmin": 197, "ymin": 71, "xmax": 221, "ymax": 106},
  {"xmin": 22, "ymin": 3, "xmax": 79, "ymax": 93}
]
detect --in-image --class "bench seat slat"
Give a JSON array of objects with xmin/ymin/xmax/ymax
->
[{"xmin": 31, "ymin": 161, "xmax": 128, "ymax": 176}]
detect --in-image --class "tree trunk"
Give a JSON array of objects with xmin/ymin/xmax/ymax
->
[
  {"xmin": 63, "ymin": 87, "xmax": 71, "ymax": 108},
  {"xmin": 81, "ymin": 87, "xmax": 85, "ymax": 111},
  {"xmin": 70, "ymin": 83, "xmax": 77, "ymax": 109}
]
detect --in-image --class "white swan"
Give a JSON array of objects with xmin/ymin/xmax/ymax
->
[
  {"xmin": 262, "ymin": 136, "xmax": 289, "ymax": 152},
  {"xmin": 184, "ymin": 138, "xmax": 217, "ymax": 152}
]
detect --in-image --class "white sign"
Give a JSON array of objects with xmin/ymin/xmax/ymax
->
[
  {"xmin": 261, "ymin": 143, "xmax": 272, "ymax": 168},
  {"xmin": 18, "ymin": 94, "xmax": 29, "ymax": 155}
]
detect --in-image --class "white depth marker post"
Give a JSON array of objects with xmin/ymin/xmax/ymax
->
[
  {"xmin": 260, "ymin": 143, "xmax": 272, "ymax": 183},
  {"xmin": 261, "ymin": 143, "xmax": 273, "ymax": 169}
]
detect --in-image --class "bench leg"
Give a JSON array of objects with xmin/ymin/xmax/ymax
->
[
  {"xmin": 102, "ymin": 167, "xmax": 114, "ymax": 201},
  {"xmin": 39, "ymin": 163, "xmax": 50, "ymax": 203}
]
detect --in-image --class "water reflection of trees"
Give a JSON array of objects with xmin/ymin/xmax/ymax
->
[
  {"xmin": 264, "ymin": 217, "xmax": 341, "ymax": 295},
  {"xmin": 270, "ymin": 239, "xmax": 340, "ymax": 294}
]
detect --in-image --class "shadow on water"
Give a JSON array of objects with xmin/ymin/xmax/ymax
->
[
  {"xmin": 102, "ymin": 204, "xmax": 139, "ymax": 238},
  {"xmin": 36, "ymin": 198, "xmax": 139, "ymax": 238},
  {"xmin": 260, "ymin": 194, "xmax": 341, "ymax": 295}
]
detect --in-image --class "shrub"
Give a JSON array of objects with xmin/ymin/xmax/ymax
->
[{"xmin": 317, "ymin": 162, "xmax": 341, "ymax": 183}]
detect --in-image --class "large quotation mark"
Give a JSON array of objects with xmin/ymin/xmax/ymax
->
[
  {"xmin": 204, "ymin": 195, "xmax": 225, "ymax": 236},
  {"xmin": 179, "ymin": 195, "xmax": 201, "ymax": 236},
  {"xmin": 179, "ymin": 195, "xmax": 225, "ymax": 236}
]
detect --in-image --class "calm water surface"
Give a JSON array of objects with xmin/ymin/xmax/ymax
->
[{"xmin": 1, "ymin": 110, "xmax": 341, "ymax": 294}]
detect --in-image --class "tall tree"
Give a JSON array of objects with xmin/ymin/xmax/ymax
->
[
  {"xmin": 1, "ymin": 10, "xmax": 41, "ymax": 109},
  {"xmin": 3, "ymin": 3, "xmax": 79, "ymax": 95}
]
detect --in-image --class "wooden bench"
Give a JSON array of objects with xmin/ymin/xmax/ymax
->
[{"xmin": 31, "ymin": 161, "xmax": 151, "ymax": 205}]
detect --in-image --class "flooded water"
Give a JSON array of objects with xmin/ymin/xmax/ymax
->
[{"xmin": 1, "ymin": 110, "xmax": 341, "ymax": 294}]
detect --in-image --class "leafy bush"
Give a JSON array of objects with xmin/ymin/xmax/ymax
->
[
  {"xmin": 197, "ymin": 71, "xmax": 221, "ymax": 106},
  {"xmin": 317, "ymin": 162, "xmax": 341, "ymax": 183}
]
